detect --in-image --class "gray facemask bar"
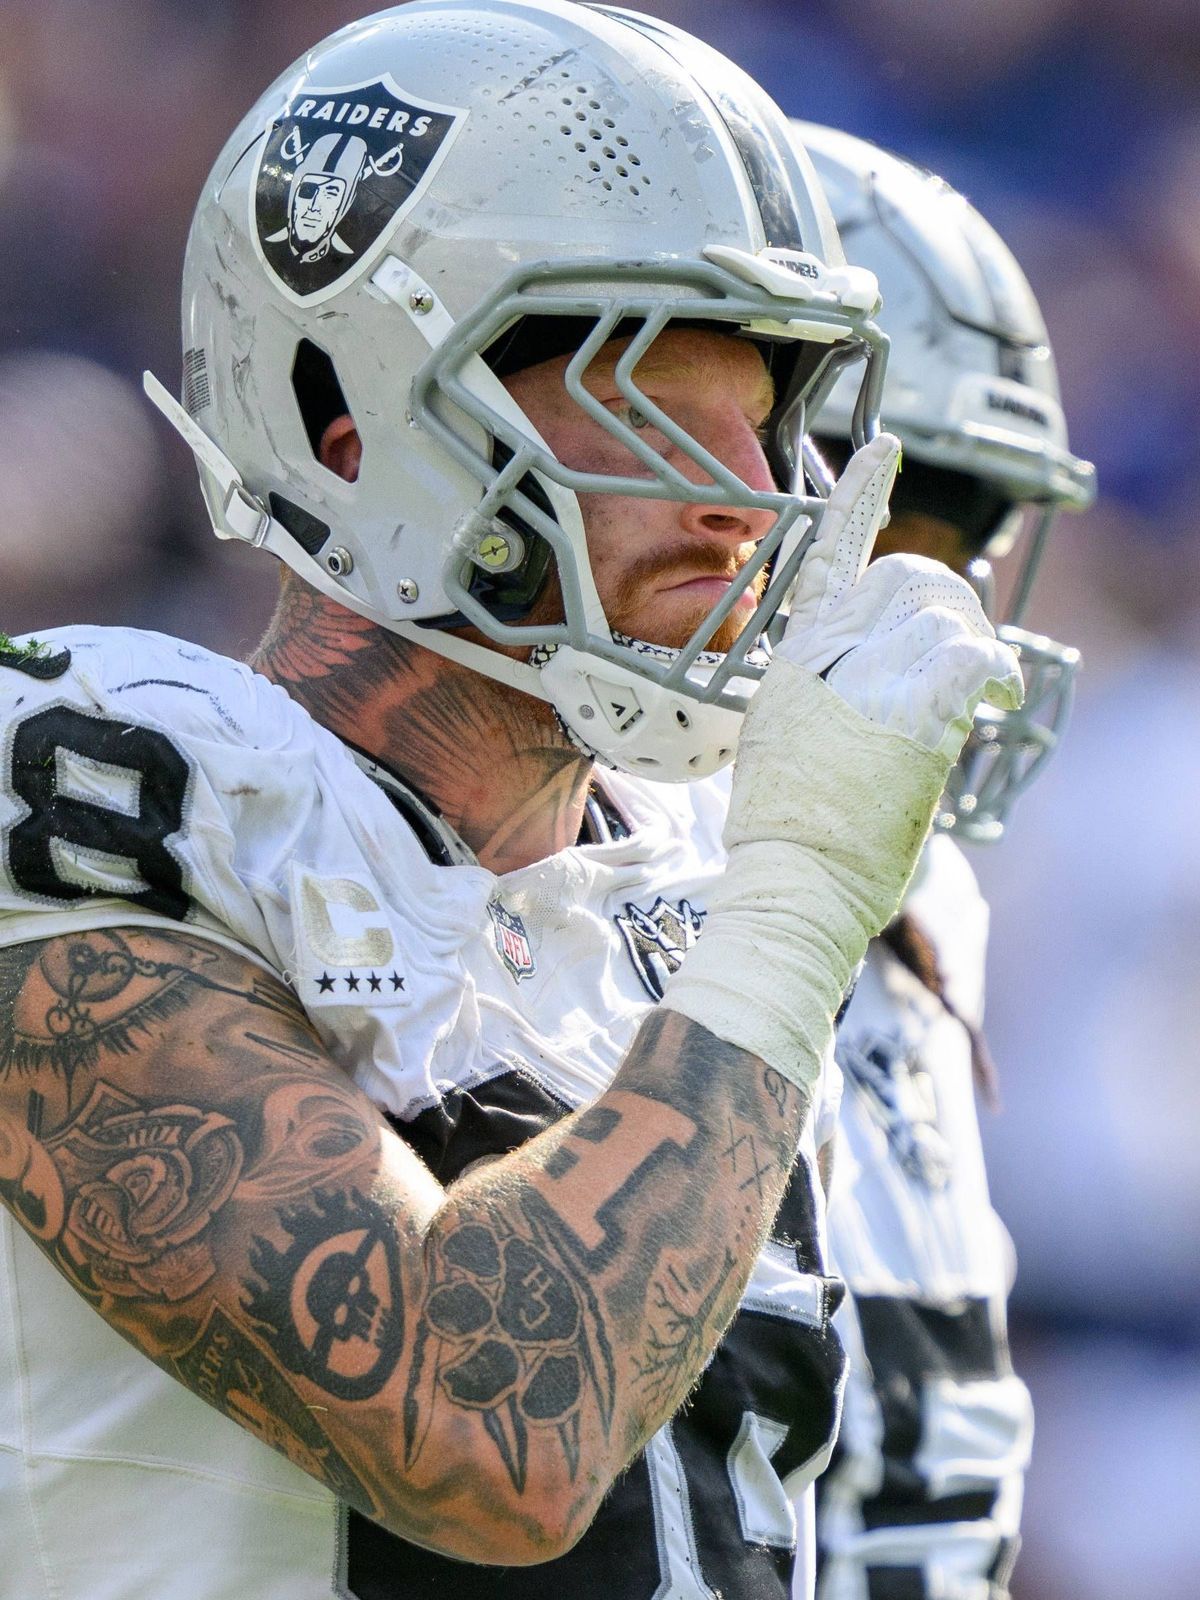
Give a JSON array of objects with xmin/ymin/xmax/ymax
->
[
  {"xmin": 776, "ymin": 340, "xmax": 883, "ymax": 501},
  {"xmin": 938, "ymin": 623, "xmax": 1079, "ymax": 843},
  {"xmin": 934, "ymin": 549, "xmax": 1079, "ymax": 842},
  {"xmin": 1003, "ymin": 501, "xmax": 1055, "ymax": 628},
  {"xmin": 408, "ymin": 257, "xmax": 886, "ymax": 710}
]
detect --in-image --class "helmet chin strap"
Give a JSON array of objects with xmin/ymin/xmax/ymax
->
[
  {"xmin": 145, "ymin": 299, "xmax": 755, "ymax": 781},
  {"xmin": 533, "ymin": 638, "xmax": 752, "ymax": 780},
  {"xmin": 143, "ymin": 369, "xmax": 554, "ymax": 703}
]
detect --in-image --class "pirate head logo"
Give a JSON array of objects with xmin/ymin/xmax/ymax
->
[
  {"xmin": 616, "ymin": 896, "xmax": 706, "ymax": 1002},
  {"xmin": 254, "ymin": 76, "xmax": 466, "ymax": 302},
  {"xmin": 284, "ymin": 132, "xmax": 372, "ymax": 263}
]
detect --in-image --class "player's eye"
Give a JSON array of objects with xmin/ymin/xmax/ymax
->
[{"xmin": 625, "ymin": 404, "xmax": 650, "ymax": 430}]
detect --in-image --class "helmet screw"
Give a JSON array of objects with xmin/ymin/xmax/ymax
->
[
  {"xmin": 326, "ymin": 546, "xmax": 354, "ymax": 577},
  {"xmin": 409, "ymin": 290, "xmax": 434, "ymax": 315},
  {"xmin": 579, "ymin": 704, "xmax": 595, "ymax": 720},
  {"xmin": 397, "ymin": 579, "xmax": 420, "ymax": 603},
  {"xmin": 473, "ymin": 528, "xmax": 525, "ymax": 573}
]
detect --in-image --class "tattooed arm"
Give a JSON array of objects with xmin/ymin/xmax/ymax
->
[{"xmin": 0, "ymin": 926, "xmax": 806, "ymax": 1564}]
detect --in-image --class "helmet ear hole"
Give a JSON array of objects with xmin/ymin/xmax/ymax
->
[{"xmin": 292, "ymin": 338, "xmax": 351, "ymax": 460}]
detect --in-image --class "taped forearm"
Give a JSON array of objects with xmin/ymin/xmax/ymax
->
[{"xmin": 662, "ymin": 663, "xmax": 948, "ymax": 1091}]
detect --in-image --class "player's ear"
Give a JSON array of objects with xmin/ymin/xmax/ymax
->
[{"xmin": 319, "ymin": 414, "xmax": 361, "ymax": 483}]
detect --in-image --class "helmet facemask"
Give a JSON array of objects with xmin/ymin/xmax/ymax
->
[{"xmin": 408, "ymin": 261, "xmax": 882, "ymax": 724}]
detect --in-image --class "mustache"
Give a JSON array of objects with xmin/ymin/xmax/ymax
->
[
  {"xmin": 607, "ymin": 542, "xmax": 766, "ymax": 655},
  {"xmin": 519, "ymin": 542, "xmax": 766, "ymax": 654},
  {"xmin": 610, "ymin": 542, "xmax": 765, "ymax": 615}
]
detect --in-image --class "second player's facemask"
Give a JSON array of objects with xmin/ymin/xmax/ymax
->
[{"xmin": 795, "ymin": 119, "xmax": 1096, "ymax": 839}]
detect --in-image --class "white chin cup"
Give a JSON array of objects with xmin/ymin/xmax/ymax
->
[{"xmin": 536, "ymin": 644, "xmax": 751, "ymax": 782}]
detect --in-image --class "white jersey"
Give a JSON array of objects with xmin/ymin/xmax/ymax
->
[
  {"xmin": 0, "ymin": 627, "xmax": 844, "ymax": 1600},
  {"xmin": 815, "ymin": 837, "xmax": 1033, "ymax": 1600}
]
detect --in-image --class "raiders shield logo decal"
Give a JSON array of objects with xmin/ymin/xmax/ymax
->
[
  {"xmin": 253, "ymin": 76, "xmax": 466, "ymax": 302},
  {"xmin": 838, "ymin": 1030, "xmax": 952, "ymax": 1191},
  {"xmin": 616, "ymin": 896, "xmax": 706, "ymax": 1002}
]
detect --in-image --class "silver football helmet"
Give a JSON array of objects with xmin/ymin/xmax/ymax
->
[
  {"xmin": 145, "ymin": 0, "xmax": 887, "ymax": 782},
  {"xmin": 794, "ymin": 121, "xmax": 1096, "ymax": 841}
]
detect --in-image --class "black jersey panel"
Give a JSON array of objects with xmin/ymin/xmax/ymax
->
[
  {"xmin": 771, "ymin": 1151, "xmax": 831, "ymax": 1283},
  {"xmin": 389, "ymin": 1068, "xmax": 574, "ymax": 1183},
  {"xmin": 346, "ymin": 1462, "xmax": 664, "ymax": 1600},
  {"xmin": 865, "ymin": 1567, "xmax": 928, "ymax": 1600},
  {"xmin": 677, "ymin": 1310, "xmax": 843, "ymax": 1598},
  {"xmin": 833, "ymin": 1295, "xmax": 1008, "ymax": 1533}
]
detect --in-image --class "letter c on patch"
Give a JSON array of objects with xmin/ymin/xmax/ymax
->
[{"xmin": 299, "ymin": 873, "xmax": 395, "ymax": 968}]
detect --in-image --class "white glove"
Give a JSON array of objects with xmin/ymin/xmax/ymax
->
[
  {"xmin": 778, "ymin": 434, "xmax": 1023, "ymax": 760},
  {"xmin": 661, "ymin": 435, "xmax": 1023, "ymax": 1093}
]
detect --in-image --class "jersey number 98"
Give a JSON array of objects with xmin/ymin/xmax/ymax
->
[{"xmin": 6, "ymin": 707, "xmax": 191, "ymax": 921}]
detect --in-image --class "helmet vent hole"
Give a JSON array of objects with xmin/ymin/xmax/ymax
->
[
  {"xmin": 548, "ymin": 80, "xmax": 648, "ymax": 195},
  {"xmin": 292, "ymin": 339, "xmax": 351, "ymax": 463}
]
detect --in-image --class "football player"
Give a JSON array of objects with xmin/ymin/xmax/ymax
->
[
  {"xmin": 0, "ymin": 8, "xmax": 1020, "ymax": 1598},
  {"xmin": 791, "ymin": 123, "xmax": 1096, "ymax": 1600}
]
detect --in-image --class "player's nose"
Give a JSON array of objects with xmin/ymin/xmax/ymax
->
[{"xmin": 677, "ymin": 411, "xmax": 777, "ymax": 545}]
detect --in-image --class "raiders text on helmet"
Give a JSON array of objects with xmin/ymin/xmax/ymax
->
[{"xmin": 146, "ymin": 0, "xmax": 887, "ymax": 781}]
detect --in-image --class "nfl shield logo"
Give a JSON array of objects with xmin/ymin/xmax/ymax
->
[{"xmin": 488, "ymin": 899, "xmax": 536, "ymax": 982}]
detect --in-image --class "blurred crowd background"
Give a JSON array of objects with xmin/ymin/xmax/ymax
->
[{"xmin": 1, "ymin": 0, "xmax": 1196, "ymax": 1591}]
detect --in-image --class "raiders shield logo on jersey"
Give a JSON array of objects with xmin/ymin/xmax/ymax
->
[
  {"xmin": 838, "ymin": 1030, "xmax": 952, "ymax": 1190},
  {"xmin": 254, "ymin": 77, "xmax": 466, "ymax": 302},
  {"xmin": 615, "ymin": 896, "xmax": 706, "ymax": 1002}
]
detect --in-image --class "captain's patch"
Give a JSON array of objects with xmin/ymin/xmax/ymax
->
[
  {"xmin": 290, "ymin": 866, "xmax": 411, "ymax": 1008},
  {"xmin": 615, "ymin": 895, "xmax": 705, "ymax": 1001},
  {"xmin": 254, "ymin": 76, "xmax": 466, "ymax": 302}
]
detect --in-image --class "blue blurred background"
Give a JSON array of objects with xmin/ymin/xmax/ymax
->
[{"xmin": 2, "ymin": 1, "xmax": 1196, "ymax": 1591}]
